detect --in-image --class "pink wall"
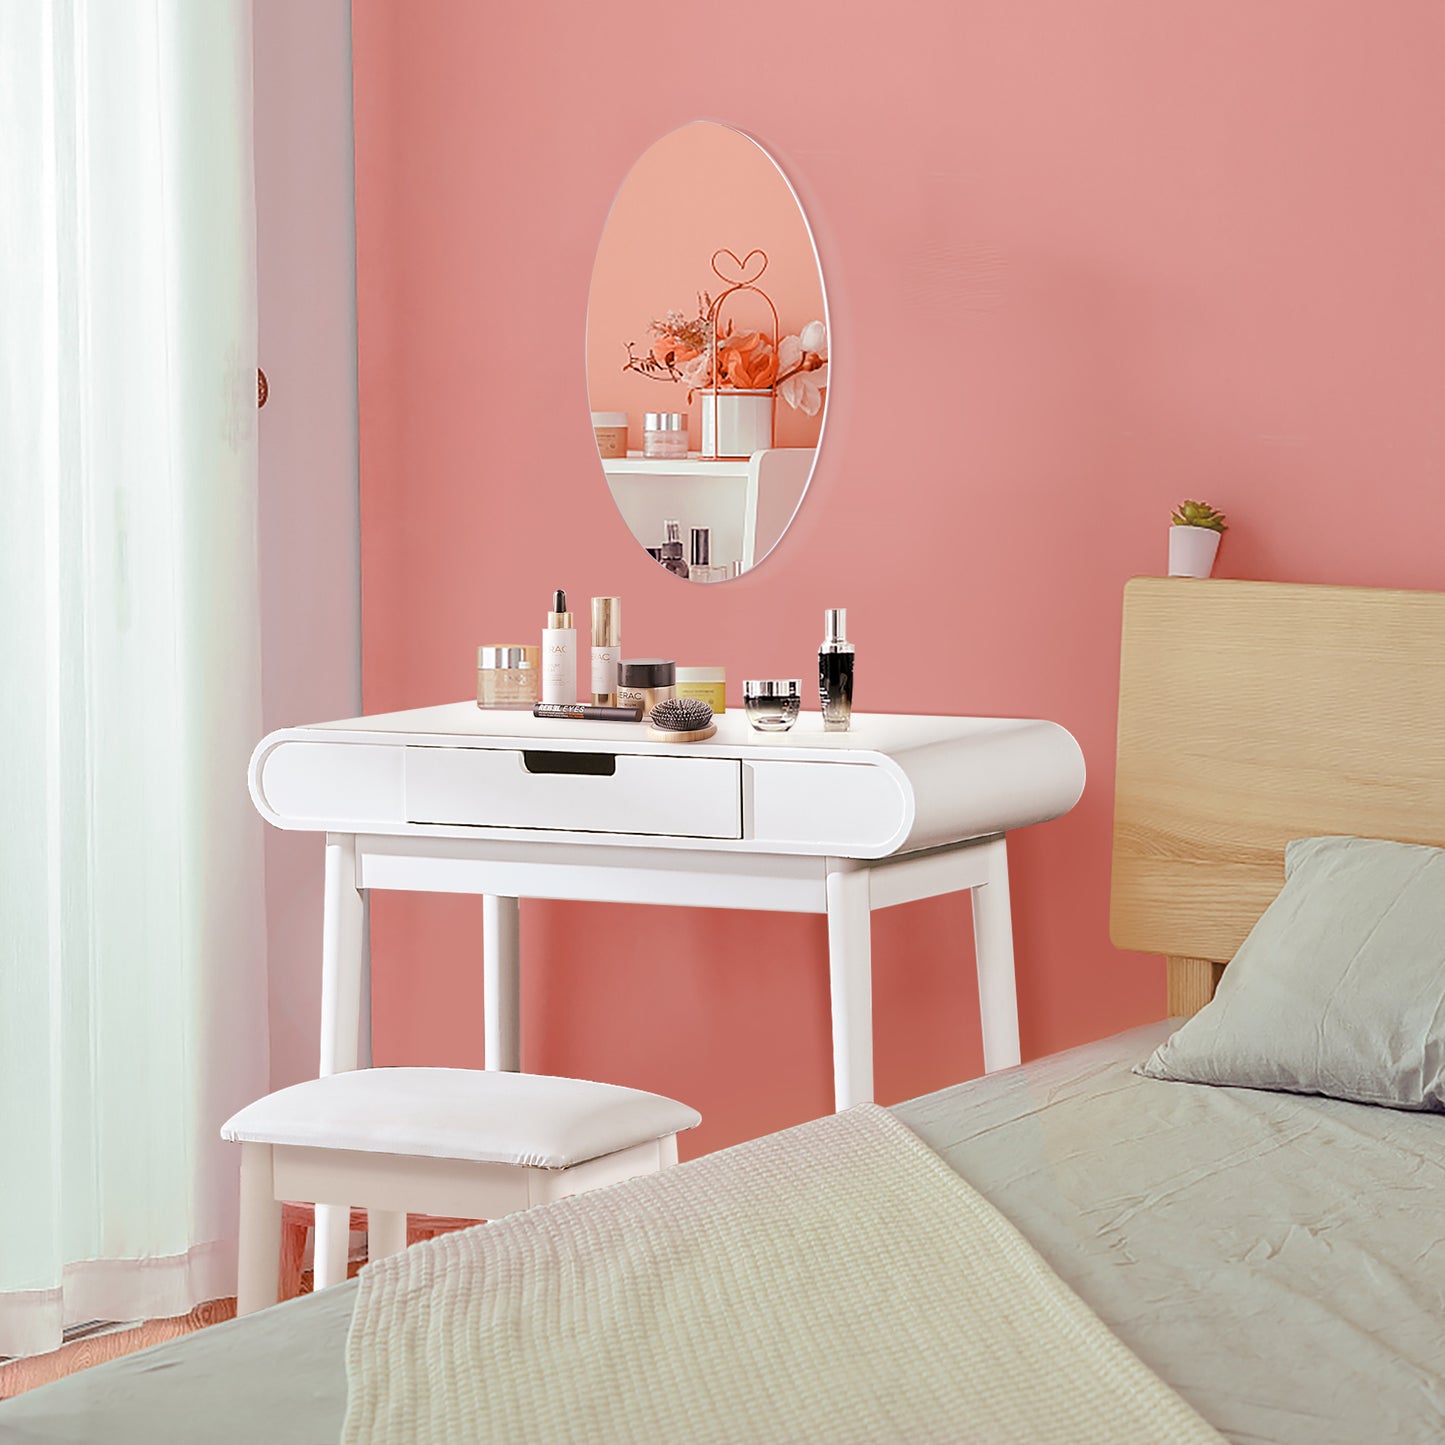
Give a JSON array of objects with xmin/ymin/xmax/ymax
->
[
  {"xmin": 587, "ymin": 121, "xmax": 826, "ymax": 453},
  {"xmin": 351, "ymin": 0, "xmax": 1445, "ymax": 1157},
  {"xmin": 254, "ymin": 0, "xmax": 361, "ymax": 1090}
]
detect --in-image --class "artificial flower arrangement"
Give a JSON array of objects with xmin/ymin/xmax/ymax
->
[{"xmin": 623, "ymin": 299, "xmax": 829, "ymax": 417}]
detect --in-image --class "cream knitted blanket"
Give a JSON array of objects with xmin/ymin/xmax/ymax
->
[{"xmin": 343, "ymin": 1103, "xmax": 1224, "ymax": 1445}]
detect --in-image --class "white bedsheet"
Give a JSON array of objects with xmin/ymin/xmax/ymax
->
[
  {"xmin": 895, "ymin": 1022, "xmax": 1445, "ymax": 1443},
  {"xmin": 3, "ymin": 1021, "xmax": 1441, "ymax": 1443}
]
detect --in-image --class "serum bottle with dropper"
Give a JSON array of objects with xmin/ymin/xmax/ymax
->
[
  {"xmin": 542, "ymin": 590, "xmax": 577, "ymax": 704},
  {"xmin": 819, "ymin": 607, "xmax": 854, "ymax": 732}
]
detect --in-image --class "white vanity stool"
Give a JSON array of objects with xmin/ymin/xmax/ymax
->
[{"xmin": 222, "ymin": 1068, "xmax": 700, "ymax": 1315}]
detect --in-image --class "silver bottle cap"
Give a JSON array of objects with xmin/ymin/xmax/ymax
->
[
  {"xmin": 743, "ymin": 679, "xmax": 802, "ymax": 698},
  {"xmin": 664, "ymin": 519, "xmax": 683, "ymax": 545},
  {"xmin": 477, "ymin": 645, "xmax": 535, "ymax": 670},
  {"xmin": 690, "ymin": 526, "xmax": 711, "ymax": 566},
  {"xmin": 824, "ymin": 608, "xmax": 847, "ymax": 642},
  {"xmin": 644, "ymin": 412, "xmax": 687, "ymax": 432}
]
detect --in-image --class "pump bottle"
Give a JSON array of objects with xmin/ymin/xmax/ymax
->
[{"xmin": 819, "ymin": 607, "xmax": 854, "ymax": 732}]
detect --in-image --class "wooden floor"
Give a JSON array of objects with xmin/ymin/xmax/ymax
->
[
  {"xmin": 0, "ymin": 1296, "xmax": 239, "ymax": 1400},
  {"xmin": 0, "ymin": 1212, "xmax": 472, "ymax": 1400},
  {"xmin": 0, "ymin": 1260, "xmax": 361, "ymax": 1401}
]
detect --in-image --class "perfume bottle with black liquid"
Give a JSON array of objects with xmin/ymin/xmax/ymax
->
[{"xmin": 819, "ymin": 607, "xmax": 854, "ymax": 732}]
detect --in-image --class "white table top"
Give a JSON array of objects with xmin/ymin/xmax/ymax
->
[
  {"xmin": 253, "ymin": 703, "xmax": 1087, "ymax": 856},
  {"xmin": 305, "ymin": 702, "xmax": 1066, "ymax": 764}
]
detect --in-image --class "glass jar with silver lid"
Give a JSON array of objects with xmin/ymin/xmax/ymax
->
[
  {"xmin": 643, "ymin": 411, "xmax": 688, "ymax": 460},
  {"xmin": 743, "ymin": 678, "xmax": 802, "ymax": 732},
  {"xmin": 477, "ymin": 644, "xmax": 541, "ymax": 709}
]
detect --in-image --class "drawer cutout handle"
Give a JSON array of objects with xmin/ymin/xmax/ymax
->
[{"xmin": 522, "ymin": 750, "xmax": 617, "ymax": 778}]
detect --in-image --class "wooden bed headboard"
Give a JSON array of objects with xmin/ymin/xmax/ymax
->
[{"xmin": 1109, "ymin": 577, "xmax": 1445, "ymax": 1016}]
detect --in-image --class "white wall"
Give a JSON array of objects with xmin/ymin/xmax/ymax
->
[{"xmin": 252, "ymin": 0, "xmax": 362, "ymax": 1089}]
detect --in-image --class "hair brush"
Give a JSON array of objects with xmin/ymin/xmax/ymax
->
[{"xmin": 647, "ymin": 696, "xmax": 717, "ymax": 743}]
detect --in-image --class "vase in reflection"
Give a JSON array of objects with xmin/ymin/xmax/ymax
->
[{"xmin": 699, "ymin": 388, "xmax": 774, "ymax": 460}]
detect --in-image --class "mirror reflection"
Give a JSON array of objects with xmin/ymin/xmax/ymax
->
[{"xmin": 587, "ymin": 122, "xmax": 829, "ymax": 582}]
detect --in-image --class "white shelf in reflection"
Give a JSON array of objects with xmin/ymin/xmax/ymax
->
[
  {"xmin": 600, "ymin": 453, "xmax": 756, "ymax": 477},
  {"xmin": 601, "ymin": 447, "xmax": 815, "ymax": 574}
]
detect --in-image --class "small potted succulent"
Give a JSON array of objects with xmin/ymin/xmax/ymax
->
[{"xmin": 1168, "ymin": 500, "xmax": 1227, "ymax": 578}]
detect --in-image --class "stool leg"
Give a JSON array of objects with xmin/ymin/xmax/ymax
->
[
  {"xmin": 660, "ymin": 1134, "xmax": 679, "ymax": 1167},
  {"xmin": 236, "ymin": 1143, "xmax": 283, "ymax": 1316},
  {"xmin": 314, "ymin": 1205, "xmax": 352, "ymax": 1290},
  {"xmin": 368, "ymin": 1209, "xmax": 409, "ymax": 1262}
]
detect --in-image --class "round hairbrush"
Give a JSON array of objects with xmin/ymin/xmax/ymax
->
[{"xmin": 647, "ymin": 696, "xmax": 717, "ymax": 743}]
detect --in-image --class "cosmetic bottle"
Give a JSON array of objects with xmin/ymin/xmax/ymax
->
[
  {"xmin": 542, "ymin": 590, "xmax": 577, "ymax": 705},
  {"xmin": 744, "ymin": 679, "xmax": 802, "ymax": 732},
  {"xmin": 477, "ymin": 644, "xmax": 540, "ymax": 709},
  {"xmin": 643, "ymin": 412, "xmax": 688, "ymax": 460},
  {"xmin": 591, "ymin": 412, "xmax": 629, "ymax": 459},
  {"xmin": 659, "ymin": 520, "xmax": 690, "ymax": 579},
  {"xmin": 617, "ymin": 659, "xmax": 676, "ymax": 720},
  {"xmin": 676, "ymin": 666, "xmax": 726, "ymax": 715},
  {"xmin": 689, "ymin": 527, "xmax": 728, "ymax": 584},
  {"xmin": 591, "ymin": 596, "xmax": 621, "ymax": 705},
  {"xmin": 819, "ymin": 607, "xmax": 854, "ymax": 732}
]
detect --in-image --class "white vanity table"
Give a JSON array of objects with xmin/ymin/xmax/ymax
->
[
  {"xmin": 250, "ymin": 702, "xmax": 1085, "ymax": 1103},
  {"xmin": 249, "ymin": 703, "xmax": 1084, "ymax": 1285}
]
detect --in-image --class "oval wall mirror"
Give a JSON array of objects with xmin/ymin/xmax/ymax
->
[{"xmin": 586, "ymin": 122, "xmax": 829, "ymax": 583}]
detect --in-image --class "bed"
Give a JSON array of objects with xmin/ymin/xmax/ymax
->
[{"xmin": 4, "ymin": 577, "xmax": 1444, "ymax": 1443}]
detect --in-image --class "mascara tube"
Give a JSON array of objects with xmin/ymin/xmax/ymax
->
[{"xmin": 533, "ymin": 702, "xmax": 643, "ymax": 722}]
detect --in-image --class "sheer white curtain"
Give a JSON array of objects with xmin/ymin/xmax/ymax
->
[{"xmin": 0, "ymin": 0, "xmax": 268, "ymax": 1357}]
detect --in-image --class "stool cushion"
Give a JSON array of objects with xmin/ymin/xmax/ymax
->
[{"xmin": 220, "ymin": 1069, "xmax": 700, "ymax": 1170}]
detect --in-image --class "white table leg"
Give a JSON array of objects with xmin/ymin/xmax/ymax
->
[
  {"xmin": 315, "ymin": 833, "xmax": 365, "ymax": 1289},
  {"xmin": 971, "ymin": 834, "xmax": 1021, "ymax": 1072},
  {"xmin": 825, "ymin": 861, "xmax": 874, "ymax": 1111},
  {"xmin": 357, "ymin": 895, "xmax": 372, "ymax": 1069},
  {"xmin": 483, "ymin": 894, "xmax": 521, "ymax": 1072}
]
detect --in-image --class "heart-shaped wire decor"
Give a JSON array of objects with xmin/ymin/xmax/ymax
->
[{"xmin": 711, "ymin": 248, "xmax": 769, "ymax": 286}]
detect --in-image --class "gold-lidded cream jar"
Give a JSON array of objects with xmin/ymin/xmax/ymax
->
[
  {"xmin": 676, "ymin": 666, "xmax": 725, "ymax": 715},
  {"xmin": 477, "ymin": 644, "xmax": 541, "ymax": 709},
  {"xmin": 616, "ymin": 658, "xmax": 676, "ymax": 720}
]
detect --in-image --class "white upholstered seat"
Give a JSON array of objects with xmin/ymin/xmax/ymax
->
[
  {"xmin": 222, "ymin": 1067, "xmax": 700, "ymax": 1169},
  {"xmin": 221, "ymin": 1067, "xmax": 699, "ymax": 1315}
]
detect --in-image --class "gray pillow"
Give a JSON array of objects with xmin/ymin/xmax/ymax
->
[{"xmin": 1138, "ymin": 836, "xmax": 1445, "ymax": 1110}]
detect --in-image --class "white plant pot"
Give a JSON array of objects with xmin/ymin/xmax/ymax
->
[
  {"xmin": 699, "ymin": 389, "xmax": 773, "ymax": 459},
  {"xmin": 1168, "ymin": 525, "xmax": 1221, "ymax": 578}
]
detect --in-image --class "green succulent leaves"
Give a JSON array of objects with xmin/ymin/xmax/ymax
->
[{"xmin": 1171, "ymin": 500, "xmax": 1227, "ymax": 532}]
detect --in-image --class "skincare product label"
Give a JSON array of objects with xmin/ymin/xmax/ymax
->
[
  {"xmin": 542, "ymin": 631, "xmax": 577, "ymax": 704},
  {"xmin": 592, "ymin": 646, "xmax": 619, "ymax": 700},
  {"xmin": 676, "ymin": 667, "xmax": 726, "ymax": 715}
]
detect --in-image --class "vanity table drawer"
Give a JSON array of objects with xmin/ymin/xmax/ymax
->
[{"xmin": 404, "ymin": 746, "xmax": 742, "ymax": 839}]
